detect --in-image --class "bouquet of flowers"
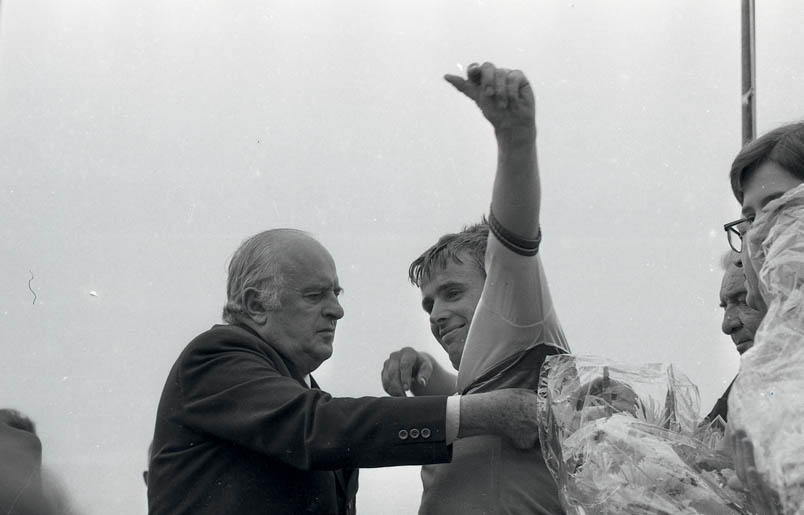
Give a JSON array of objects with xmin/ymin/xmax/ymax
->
[{"xmin": 537, "ymin": 355, "xmax": 752, "ymax": 514}]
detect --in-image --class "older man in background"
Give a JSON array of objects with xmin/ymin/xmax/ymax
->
[{"xmin": 702, "ymin": 251, "xmax": 764, "ymax": 425}]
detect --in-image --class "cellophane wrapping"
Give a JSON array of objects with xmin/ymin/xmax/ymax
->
[
  {"xmin": 730, "ymin": 184, "xmax": 804, "ymax": 514},
  {"xmin": 537, "ymin": 354, "xmax": 752, "ymax": 514}
]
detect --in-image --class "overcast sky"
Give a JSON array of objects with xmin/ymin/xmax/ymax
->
[{"xmin": 2, "ymin": 1, "xmax": 804, "ymax": 513}]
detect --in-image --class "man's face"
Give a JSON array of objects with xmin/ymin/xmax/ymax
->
[
  {"xmin": 260, "ymin": 238, "xmax": 344, "ymax": 374},
  {"xmin": 419, "ymin": 255, "xmax": 485, "ymax": 370},
  {"xmin": 740, "ymin": 161, "xmax": 803, "ymax": 310},
  {"xmin": 719, "ymin": 261, "xmax": 764, "ymax": 354}
]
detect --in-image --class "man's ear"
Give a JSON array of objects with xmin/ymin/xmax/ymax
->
[{"xmin": 244, "ymin": 288, "xmax": 268, "ymax": 324}]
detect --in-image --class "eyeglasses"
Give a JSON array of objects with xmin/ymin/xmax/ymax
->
[{"xmin": 723, "ymin": 217, "xmax": 750, "ymax": 253}]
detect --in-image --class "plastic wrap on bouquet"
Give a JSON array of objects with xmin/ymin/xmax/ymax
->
[
  {"xmin": 729, "ymin": 184, "xmax": 804, "ymax": 514},
  {"xmin": 537, "ymin": 355, "xmax": 750, "ymax": 514}
]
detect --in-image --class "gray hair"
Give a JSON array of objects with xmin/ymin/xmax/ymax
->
[{"xmin": 222, "ymin": 228, "xmax": 310, "ymax": 324}]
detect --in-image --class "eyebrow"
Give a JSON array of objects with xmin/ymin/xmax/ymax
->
[
  {"xmin": 435, "ymin": 281, "xmax": 464, "ymax": 297},
  {"xmin": 420, "ymin": 281, "xmax": 464, "ymax": 311},
  {"xmin": 302, "ymin": 282, "xmax": 342, "ymax": 293},
  {"xmin": 742, "ymin": 191, "xmax": 786, "ymax": 217}
]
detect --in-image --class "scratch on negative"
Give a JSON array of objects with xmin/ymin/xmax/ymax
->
[
  {"xmin": 28, "ymin": 270, "xmax": 37, "ymax": 305},
  {"xmin": 5, "ymin": 470, "xmax": 36, "ymax": 514}
]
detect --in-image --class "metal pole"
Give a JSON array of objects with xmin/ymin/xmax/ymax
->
[{"xmin": 741, "ymin": 0, "xmax": 756, "ymax": 144}]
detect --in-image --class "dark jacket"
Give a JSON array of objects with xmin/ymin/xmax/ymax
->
[
  {"xmin": 148, "ymin": 324, "xmax": 451, "ymax": 515},
  {"xmin": 703, "ymin": 378, "xmax": 734, "ymax": 425},
  {"xmin": 0, "ymin": 419, "xmax": 44, "ymax": 515}
]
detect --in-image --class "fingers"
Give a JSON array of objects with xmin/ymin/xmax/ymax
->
[
  {"xmin": 443, "ymin": 74, "xmax": 473, "ymax": 99},
  {"xmin": 381, "ymin": 347, "xmax": 427, "ymax": 397},
  {"xmin": 381, "ymin": 352, "xmax": 405, "ymax": 397},
  {"xmin": 415, "ymin": 354, "xmax": 433, "ymax": 388},
  {"xmin": 398, "ymin": 349, "xmax": 418, "ymax": 392},
  {"xmin": 467, "ymin": 62, "xmax": 482, "ymax": 85},
  {"xmin": 381, "ymin": 358, "xmax": 401, "ymax": 396},
  {"xmin": 478, "ymin": 62, "xmax": 496, "ymax": 97},
  {"xmin": 507, "ymin": 69, "xmax": 533, "ymax": 105},
  {"xmin": 494, "ymin": 68, "xmax": 508, "ymax": 109},
  {"xmin": 449, "ymin": 62, "xmax": 505, "ymax": 102},
  {"xmin": 447, "ymin": 62, "xmax": 535, "ymax": 130}
]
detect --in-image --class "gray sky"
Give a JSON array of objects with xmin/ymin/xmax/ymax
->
[{"xmin": 1, "ymin": 1, "xmax": 803, "ymax": 513}]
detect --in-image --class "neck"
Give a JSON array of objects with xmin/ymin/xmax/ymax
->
[{"xmin": 239, "ymin": 318, "xmax": 315, "ymax": 376}]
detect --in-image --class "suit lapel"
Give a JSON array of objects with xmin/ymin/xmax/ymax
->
[{"xmin": 234, "ymin": 325, "xmax": 356, "ymax": 511}]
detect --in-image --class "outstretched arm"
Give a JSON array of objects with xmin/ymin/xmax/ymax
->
[
  {"xmin": 445, "ymin": 62, "xmax": 540, "ymax": 239},
  {"xmin": 446, "ymin": 63, "xmax": 566, "ymax": 392}
]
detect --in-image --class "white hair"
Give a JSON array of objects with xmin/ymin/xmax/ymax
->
[{"xmin": 222, "ymin": 228, "xmax": 310, "ymax": 324}]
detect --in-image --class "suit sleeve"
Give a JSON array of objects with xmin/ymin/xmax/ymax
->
[{"xmin": 174, "ymin": 334, "xmax": 451, "ymax": 471}]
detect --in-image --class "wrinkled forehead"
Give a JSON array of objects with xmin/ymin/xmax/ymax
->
[{"xmin": 720, "ymin": 264, "xmax": 747, "ymax": 300}]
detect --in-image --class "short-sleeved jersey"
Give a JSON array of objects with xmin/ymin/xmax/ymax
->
[{"xmin": 420, "ymin": 232, "xmax": 570, "ymax": 515}]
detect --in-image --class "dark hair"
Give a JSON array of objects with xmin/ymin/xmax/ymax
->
[
  {"xmin": 408, "ymin": 218, "xmax": 489, "ymax": 287},
  {"xmin": 730, "ymin": 121, "xmax": 804, "ymax": 203},
  {"xmin": 0, "ymin": 409, "xmax": 36, "ymax": 434}
]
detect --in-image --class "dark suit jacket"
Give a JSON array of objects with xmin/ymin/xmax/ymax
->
[
  {"xmin": 148, "ymin": 324, "xmax": 451, "ymax": 515},
  {"xmin": 703, "ymin": 378, "xmax": 735, "ymax": 425}
]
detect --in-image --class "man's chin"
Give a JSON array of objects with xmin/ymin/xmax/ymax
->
[
  {"xmin": 447, "ymin": 351, "xmax": 462, "ymax": 370},
  {"xmin": 736, "ymin": 341, "xmax": 754, "ymax": 354}
]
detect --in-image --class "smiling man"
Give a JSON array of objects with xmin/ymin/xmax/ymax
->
[{"xmin": 381, "ymin": 62, "xmax": 569, "ymax": 514}]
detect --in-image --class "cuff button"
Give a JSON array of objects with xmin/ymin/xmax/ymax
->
[
  {"xmin": 398, "ymin": 429, "xmax": 408, "ymax": 440},
  {"xmin": 409, "ymin": 428, "xmax": 420, "ymax": 439},
  {"xmin": 421, "ymin": 428, "xmax": 431, "ymax": 439}
]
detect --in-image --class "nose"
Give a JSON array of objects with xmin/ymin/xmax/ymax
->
[
  {"xmin": 429, "ymin": 299, "xmax": 449, "ymax": 327},
  {"xmin": 721, "ymin": 307, "xmax": 742, "ymax": 335},
  {"xmin": 324, "ymin": 294, "xmax": 344, "ymax": 320}
]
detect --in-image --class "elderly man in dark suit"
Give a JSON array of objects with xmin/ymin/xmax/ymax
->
[
  {"xmin": 701, "ymin": 252, "xmax": 764, "ymax": 426},
  {"xmin": 148, "ymin": 227, "xmax": 545, "ymax": 515}
]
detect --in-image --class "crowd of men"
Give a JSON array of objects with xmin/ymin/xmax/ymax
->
[{"xmin": 3, "ymin": 62, "xmax": 803, "ymax": 514}]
